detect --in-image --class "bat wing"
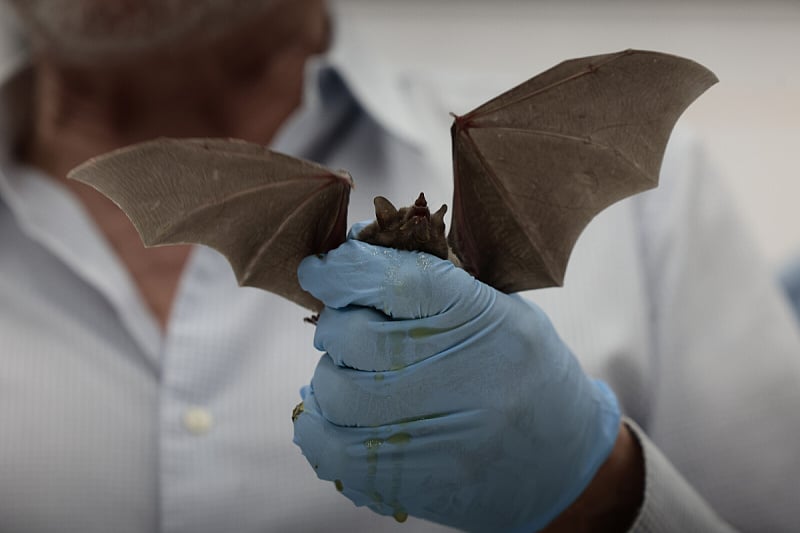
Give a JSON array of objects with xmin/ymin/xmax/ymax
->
[
  {"xmin": 68, "ymin": 138, "xmax": 353, "ymax": 311},
  {"xmin": 448, "ymin": 49, "xmax": 717, "ymax": 292}
]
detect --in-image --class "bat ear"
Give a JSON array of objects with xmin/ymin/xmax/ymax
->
[
  {"xmin": 374, "ymin": 196, "xmax": 398, "ymax": 229},
  {"xmin": 431, "ymin": 204, "xmax": 447, "ymax": 228},
  {"xmin": 431, "ymin": 204, "xmax": 447, "ymax": 225}
]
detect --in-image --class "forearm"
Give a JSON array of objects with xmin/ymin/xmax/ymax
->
[
  {"xmin": 542, "ymin": 422, "xmax": 643, "ymax": 532},
  {"xmin": 544, "ymin": 419, "xmax": 736, "ymax": 533}
]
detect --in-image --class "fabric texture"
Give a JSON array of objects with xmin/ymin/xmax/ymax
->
[{"xmin": 625, "ymin": 419, "xmax": 735, "ymax": 533}]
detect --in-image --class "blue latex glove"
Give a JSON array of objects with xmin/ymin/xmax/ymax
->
[{"xmin": 293, "ymin": 224, "xmax": 621, "ymax": 532}]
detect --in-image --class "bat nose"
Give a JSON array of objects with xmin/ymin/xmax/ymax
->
[{"xmin": 411, "ymin": 205, "xmax": 430, "ymax": 219}]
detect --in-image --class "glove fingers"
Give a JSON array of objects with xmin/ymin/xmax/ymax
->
[
  {"xmin": 298, "ymin": 239, "xmax": 475, "ymax": 318},
  {"xmin": 314, "ymin": 305, "xmax": 485, "ymax": 371},
  {"xmin": 292, "ymin": 390, "xmax": 374, "ymax": 506},
  {"xmin": 310, "ymin": 351, "xmax": 486, "ymax": 428},
  {"xmin": 293, "ymin": 400, "xmax": 517, "ymax": 531},
  {"xmin": 293, "ymin": 388, "xmax": 408, "ymax": 512}
]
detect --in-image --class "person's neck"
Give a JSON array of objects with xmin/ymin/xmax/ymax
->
[{"xmin": 23, "ymin": 0, "xmax": 329, "ymax": 182}]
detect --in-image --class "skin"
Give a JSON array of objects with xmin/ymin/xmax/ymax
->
[
  {"xmin": 543, "ymin": 423, "xmax": 644, "ymax": 532},
  {"xmin": 9, "ymin": 0, "xmax": 644, "ymax": 529}
]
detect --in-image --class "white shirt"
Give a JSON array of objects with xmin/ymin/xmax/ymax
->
[{"xmin": 2, "ymin": 6, "xmax": 800, "ymax": 533}]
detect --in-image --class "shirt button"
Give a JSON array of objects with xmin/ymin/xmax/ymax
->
[{"xmin": 183, "ymin": 407, "xmax": 214, "ymax": 435}]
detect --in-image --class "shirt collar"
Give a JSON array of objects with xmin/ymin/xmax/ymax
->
[{"xmin": 322, "ymin": 6, "xmax": 428, "ymax": 151}]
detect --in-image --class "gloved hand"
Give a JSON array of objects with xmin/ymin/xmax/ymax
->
[{"xmin": 293, "ymin": 225, "xmax": 621, "ymax": 532}]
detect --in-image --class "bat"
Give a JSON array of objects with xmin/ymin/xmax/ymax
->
[{"xmin": 68, "ymin": 49, "xmax": 717, "ymax": 312}]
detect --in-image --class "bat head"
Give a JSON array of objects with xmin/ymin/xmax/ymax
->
[{"xmin": 356, "ymin": 193, "xmax": 450, "ymax": 260}]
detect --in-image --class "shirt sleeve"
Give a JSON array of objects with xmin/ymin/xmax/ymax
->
[{"xmin": 624, "ymin": 418, "xmax": 736, "ymax": 533}]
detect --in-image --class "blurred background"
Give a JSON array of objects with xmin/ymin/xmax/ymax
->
[{"xmin": 338, "ymin": 0, "xmax": 800, "ymax": 268}]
